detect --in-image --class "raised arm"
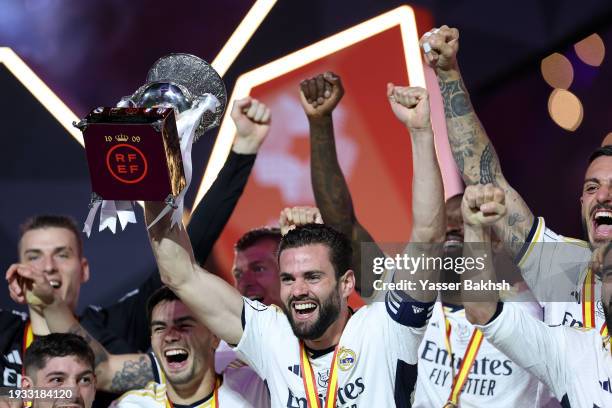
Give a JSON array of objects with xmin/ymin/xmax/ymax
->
[
  {"xmin": 387, "ymin": 85, "xmax": 445, "ymax": 303},
  {"xmin": 300, "ymin": 72, "xmax": 383, "ymax": 295},
  {"xmin": 188, "ymin": 97, "xmax": 269, "ymax": 265},
  {"xmin": 145, "ymin": 98, "xmax": 270, "ymax": 346},
  {"xmin": 8, "ymin": 264, "xmax": 153, "ymax": 393},
  {"xmin": 422, "ymin": 25, "xmax": 534, "ymax": 257},
  {"xmin": 460, "ymin": 184, "xmax": 506, "ymax": 324},
  {"xmin": 387, "ymin": 85, "xmax": 445, "ymax": 244},
  {"xmin": 459, "ymin": 184, "xmax": 570, "ymax": 399}
]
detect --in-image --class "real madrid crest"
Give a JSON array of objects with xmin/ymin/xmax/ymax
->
[{"xmin": 337, "ymin": 347, "xmax": 357, "ymax": 371}]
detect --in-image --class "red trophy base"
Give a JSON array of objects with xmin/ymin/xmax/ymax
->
[{"xmin": 79, "ymin": 107, "xmax": 186, "ymax": 201}]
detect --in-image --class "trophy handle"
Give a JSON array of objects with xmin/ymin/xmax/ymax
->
[{"xmin": 73, "ymin": 119, "xmax": 88, "ymax": 131}]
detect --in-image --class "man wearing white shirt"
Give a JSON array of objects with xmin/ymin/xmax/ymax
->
[
  {"xmin": 460, "ymin": 183, "xmax": 612, "ymax": 407},
  {"xmin": 144, "ymin": 82, "xmax": 445, "ymax": 407}
]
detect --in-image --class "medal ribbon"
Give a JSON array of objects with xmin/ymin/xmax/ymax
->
[
  {"xmin": 165, "ymin": 376, "xmax": 220, "ymax": 408},
  {"xmin": 441, "ymin": 306, "xmax": 484, "ymax": 407},
  {"xmin": 22, "ymin": 321, "xmax": 34, "ymax": 375},
  {"xmin": 582, "ymin": 268, "xmax": 596, "ymax": 329},
  {"xmin": 299, "ymin": 341, "xmax": 340, "ymax": 408}
]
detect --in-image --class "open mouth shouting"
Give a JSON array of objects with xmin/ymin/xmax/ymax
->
[
  {"xmin": 164, "ymin": 348, "xmax": 189, "ymax": 371},
  {"xmin": 49, "ymin": 279, "xmax": 61, "ymax": 289},
  {"xmin": 291, "ymin": 300, "xmax": 319, "ymax": 322},
  {"xmin": 591, "ymin": 207, "xmax": 612, "ymax": 241}
]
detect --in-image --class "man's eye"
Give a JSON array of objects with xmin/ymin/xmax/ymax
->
[
  {"xmin": 307, "ymin": 275, "xmax": 321, "ymax": 282},
  {"xmin": 50, "ymin": 377, "xmax": 63, "ymax": 384},
  {"xmin": 585, "ymin": 184, "xmax": 598, "ymax": 193},
  {"xmin": 152, "ymin": 326, "xmax": 164, "ymax": 333},
  {"xmin": 254, "ymin": 266, "xmax": 265, "ymax": 273},
  {"xmin": 79, "ymin": 376, "xmax": 93, "ymax": 385}
]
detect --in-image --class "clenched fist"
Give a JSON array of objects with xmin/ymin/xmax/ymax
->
[
  {"xmin": 462, "ymin": 184, "xmax": 506, "ymax": 227},
  {"xmin": 299, "ymin": 72, "xmax": 344, "ymax": 119},
  {"xmin": 231, "ymin": 97, "xmax": 271, "ymax": 154},
  {"xmin": 279, "ymin": 206, "xmax": 323, "ymax": 236},
  {"xmin": 387, "ymin": 85, "xmax": 431, "ymax": 131},
  {"xmin": 419, "ymin": 25, "xmax": 460, "ymax": 72}
]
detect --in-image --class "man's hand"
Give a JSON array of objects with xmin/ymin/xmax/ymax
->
[
  {"xmin": 231, "ymin": 97, "xmax": 271, "ymax": 154},
  {"xmin": 387, "ymin": 85, "xmax": 431, "ymax": 131},
  {"xmin": 299, "ymin": 72, "xmax": 344, "ymax": 120},
  {"xmin": 5, "ymin": 263, "xmax": 55, "ymax": 309},
  {"xmin": 419, "ymin": 25, "xmax": 460, "ymax": 71},
  {"xmin": 279, "ymin": 206, "xmax": 323, "ymax": 236},
  {"xmin": 462, "ymin": 184, "xmax": 506, "ymax": 227}
]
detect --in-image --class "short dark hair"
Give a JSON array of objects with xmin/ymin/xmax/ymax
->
[
  {"xmin": 235, "ymin": 227, "xmax": 281, "ymax": 252},
  {"xmin": 146, "ymin": 286, "xmax": 180, "ymax": 324},
  {"xmin": 278, "ymin": 223, "xmax": 352, "ymax": 280},
  {"xmin": 19, "ymin": 215, "xmax": 83, "ymax": 256},
  {"xmin": 588, "ymin": 145, "xmax": 612, "ymax": 165},
  {"xmin": 24, "ymin": 333, "xmax": 94, "ymax": 376}
]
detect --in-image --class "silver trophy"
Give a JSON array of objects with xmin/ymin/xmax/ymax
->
[{"xmin": 81, "ymin": 53, "xmax": 227, "ymax": 236}]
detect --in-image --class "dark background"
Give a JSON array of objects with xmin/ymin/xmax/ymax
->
[{"xmin": 1, "ymin": 0, "xmax": 611, "ymax": 311}]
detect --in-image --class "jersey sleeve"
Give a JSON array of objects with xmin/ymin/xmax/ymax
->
[
  {"xmin": 187, "ymin": 152, "xmax": 257, "ymax": 266},
  {"xmin": 514, "ymin": 217, "xmax": 591, "ymax": 303},
  {"xmin": 233, "ymin": 298, "xmax": 288, "ymax": 378},
  {"xmin": 474, "ymin": 302, "xmax": 569, "ymax": 399}
]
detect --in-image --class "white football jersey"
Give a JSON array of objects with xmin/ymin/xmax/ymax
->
[
  {"xmin": 477, "ymin": 302, "xmax": 612, "ymax": 408},
  {"xmin": 234, "ymin": 297, "xmax": 429, "ymax": 408},
  {"xmin": 517, "ymin": 217, "xmax": 604, "ymax": 329},
  {"xmin": 115, "ymin": 352, "xmax": 262, "ymax": 408},
  {"xmin": 413, "ymin": 301, "xmax": 551, "ymax": 407}
]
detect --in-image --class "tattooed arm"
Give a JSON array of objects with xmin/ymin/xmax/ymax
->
[
  {"xmin": 300, "ymin": 72, "xmax": 384, "ymax": 296},
  {"xmin": 420, "ymin": 25, "xmax": 534, "ymax": 257},
  {"xmin": 11, "ymin": 264, "xmax": 153, "ymax": 393}
]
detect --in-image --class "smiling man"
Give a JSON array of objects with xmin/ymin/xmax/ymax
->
[
  {"xmin": 423, "ymin": 24, "xmax": 609, "ymax": 332},
  {"xmin": 2, "ymin": 96, "xmax": 272, "ymax": 399},
  {"xmin": 115, "ymin": 287, "xmax": 264, "ymax": 408},
  {"xmin": 143, "ymin": 79, "xmax": 444, "ymax": 407},
  {"xmin": 21, "ymin": 333, "xmax": 97, "ymax": 408},
  {"xmin": 460, "ymin": 184, "xmax": 612, "ymax": 407}
]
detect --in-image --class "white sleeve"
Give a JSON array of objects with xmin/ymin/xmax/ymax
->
[
  {"xmin": 233, "ymin": 298, "xmax": 286, "ymax": 378},
  {"xmin": 475, "ymin": 302, "xmax": 569, "ymax": 399},
  {"xmin": 515, "ymin": 217, "xmax": 590, "ymax": 302}
]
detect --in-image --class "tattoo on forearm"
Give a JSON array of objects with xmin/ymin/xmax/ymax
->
[
  {"xmin": 68, "ymin": 324, "xmax": 109, "ymax": 368},
  {"xmin": 439, "ymin": 79, "xmax": 471, "ymax": 118},
  {"xmin": 479, "ymin": 143, "xmax": 498, "ymax": 185},
  {"xmin": 110, "ymin": 356, "xmax": 154, "ymax": 393},
  {"xmin": 508, "ymin": 212, "xmax": 526, "ymax": 227}
]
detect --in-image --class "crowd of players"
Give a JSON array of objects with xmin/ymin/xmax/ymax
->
[{"xmin": 1, "ymin": 25, "xmax": 611, "ymax": 408}]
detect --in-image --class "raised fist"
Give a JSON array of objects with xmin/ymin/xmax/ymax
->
[
  {"xmin": 299, "ymin": 72, "xmax": 344, "ymax": 119},
  {"xmin": 462, "ymin": 184, "xmax": 506, "ymax": 227},
  {"xmin": 231, "ymin": 97, "xmax": 271, "ymax": 154},
  {"xmin": 387, "ymin": 84, "xmax": 431, "ymax": 131},
  {"xmin": 419, "ymin": 25, "xmax": 460, "ymax": 71},
  {"xmin": 279, "ymin": 206, "xmax": 323, "ymax": 236}
]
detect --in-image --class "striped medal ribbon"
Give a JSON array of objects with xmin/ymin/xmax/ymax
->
[
  {"xmin": 299, "ymin": 341, "xmax": 340, "ymax": 408},
  {"xmin": 441, "ymin": 305, "xmax": 485, "ymax": 408}
]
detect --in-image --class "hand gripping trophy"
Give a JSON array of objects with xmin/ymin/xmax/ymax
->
[{"xmin": 74, "ymin": 54, "xmax": 226, "ymax": 236}]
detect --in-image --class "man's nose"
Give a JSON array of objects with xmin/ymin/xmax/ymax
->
[{"xmin": 596, "ymin": 183, "xmax": 612, "ymax": 204}]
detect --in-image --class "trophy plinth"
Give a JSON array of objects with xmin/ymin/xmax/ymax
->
[{"xmin": 81, "ymin": 107, "xmax": 186, "ymax": 201}]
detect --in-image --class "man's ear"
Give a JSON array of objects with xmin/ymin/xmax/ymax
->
[
  {"xmin": 340, "ymin": 270, "xmax": 355, "ymax": 299},
  {"xmin": 80, "ymin": 257, "xmax": 90, "ymax": 284},
  {"xmin": 21, "ymin": 376, "xmax": 33, "ymax": 389}
]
